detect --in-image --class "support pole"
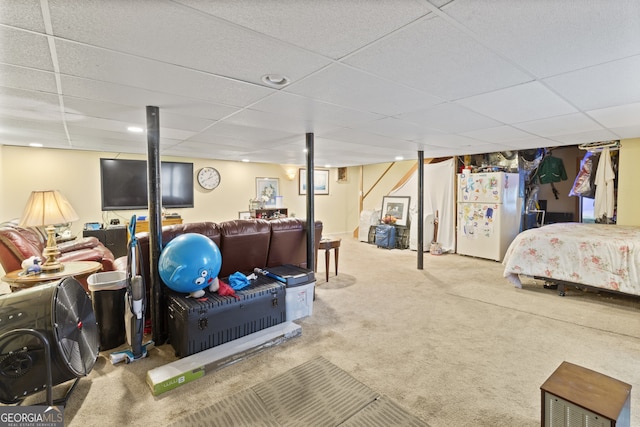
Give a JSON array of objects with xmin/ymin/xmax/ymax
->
[
  {"xmin": 417, "ymin": 150, "xmax": 424, "ymax": 270},
  {"xmin": 146, "ymin": 106, "xmax": 165, "ymax": 344},
  {"xmin": 305, "ymin": 133, "xmax": 315, "ymax": 270}
]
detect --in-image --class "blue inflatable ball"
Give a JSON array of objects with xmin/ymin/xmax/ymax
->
[{"xmin": 158, "ymin": 233, "xmax": 222, "ymax": 294}]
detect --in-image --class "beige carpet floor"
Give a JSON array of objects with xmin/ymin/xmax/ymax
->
[{"xmin": 14, "ymin": 235, "xmax": 640, "ymax": 426}]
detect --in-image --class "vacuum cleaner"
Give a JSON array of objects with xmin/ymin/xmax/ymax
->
[{"xmin": 111, "ymin": 216, "xmax": 153, "ymax": 364}]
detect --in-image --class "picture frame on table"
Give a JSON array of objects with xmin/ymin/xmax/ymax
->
[
  {"xmin": 256, "ymin": 177, "xmax": 279, "ymax": 208},
  {"xmin": 299, "ymin": 169, "xmax": 329, "ymax": 195},
  {"xmin": 381, "ymin": 196, "xmax": 411, "ymax": 226},
  {"xmin": 238, "ymin": 211, "xmax": 251, "ymax": 220}
]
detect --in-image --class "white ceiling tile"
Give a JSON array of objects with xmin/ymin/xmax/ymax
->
[
  {"xmin": 0, "ymin": 0, "xmax": 46, "ymax": 32},
  {"xmin": 62, "ymin": 97, "xmax": 215, "ymax": 133},
  {"xmin": 65, "ymin": 116, "xmax": 196, "ymax": 141},
  {"xmin": 398, "ymin": 102, "xmax": 502, "ymax": 133},
  {"xmin": 0, "ymin": 116, "xmax": 67, "ymax": 138},
  {"xmin": 544, "ymin": 55, "xmax": 640, "ymax": 111},
  {"xmin": 444, "ymin": 0, "xmax": 640, "ymax": 77},
  {"xmin": 346, "ymin": 15, "xmax": 531, "ymax": 100},
  {"xmin": 48, "ymin": 0, "xmax": 331, "ymax": 85},
  {"xmin": 189, "ymin": 122, "xmax": 297, "ymax": 146},
  {"xmin": 0, "ymin": 88, "xmax": 62, "ymax": 121},
  {"xmin": 587, "ymin": 102, "xmax": 640, "ymax": 128},
  {"xmin": 0, "ymin": 64, "xmax": 57, "ymax": 94},
  {"xmin": 613, "ymin": 125, "xmax": 640, "ymax": 139},
  {"xmin": 55, "ymin": 41, "xmax": 274, "ymax": 107},
  {"xmin": 513, "ymin": 113, "xmax": 604, "ymax": 137},
  {"xmin": 322, "ymin": 127, "xmax": 418, "ymax": 150},
  {"xmin": 457, "ymin": 82, "xmax": 577, "ymax": 124},
  {"xmin": 175, "ymin": 0, "xmax": 431, "ymax": 59},
  {"xmin": 224, "ymin": 109, "xmax": 337, "ymax": 135},
  {"xmin": 250, "ymin": 92, "xmax": 384, "ymax": 127},
  {"xmin": 459, "ymin": 126, "xmax": 533, "ymax": 143},
  {"xmin": 354, "ymin": 117, "xmax": 444, "ymax": 141},
  {"xmin": 60, "ymin": 76, "xmax": 238, "ymax": 123},
  {"xmin": 550, "ymin": 129, "xmax": 621, "ymax": 145},
  {"xmin": 500, "ymin": 137, "xmax": 565, "ymax": 150},
  {"xmin": 286, "ymin": 64, "xmax": 443, "ymax": 116},
  {"xmin": 417, "ymin": 133, "xmax": 484, "ymax": 148},
  {"xmin": 0, "ymin": 27, "xmax": 53, "ymax": 71}
]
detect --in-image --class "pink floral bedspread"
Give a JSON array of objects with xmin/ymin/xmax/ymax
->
[{"xmin": 503, "ymin": 223, "xmax": 640, "ymax": 295}]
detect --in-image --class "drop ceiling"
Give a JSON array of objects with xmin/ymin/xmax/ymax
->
[{"xmin": 1, "ymin": 0, "xmax": 639, "ymax": 167}]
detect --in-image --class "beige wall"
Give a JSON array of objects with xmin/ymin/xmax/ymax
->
[
  {"xmin": 617, "ymin": 138, "xmax": 640, "ymax": 226},
  {"xmin": 0, "ymin": 146, "xmax": 358, "ymax": 239}
]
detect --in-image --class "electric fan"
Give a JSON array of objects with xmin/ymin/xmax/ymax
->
[{"xmin": 0, "ymin": 277, "xmax": 99, "ymax": 405}]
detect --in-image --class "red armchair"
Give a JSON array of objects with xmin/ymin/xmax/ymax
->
[{"xmin": 0, "ymin": 225, "xmax": 117, "ymax": 274}]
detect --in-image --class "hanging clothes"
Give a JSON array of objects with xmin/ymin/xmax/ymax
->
[
  {"xmin": 569, "ymin": 151, "xmax": 595, "ymax": 198},
  {"xmin": 536, "ymin": 155, "xmax": 567, "ymax": 184},
  {"xmin": 594, "ymin": 147, "xmax": 615, "ymax": 219}
]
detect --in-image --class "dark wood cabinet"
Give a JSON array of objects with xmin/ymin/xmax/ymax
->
[
  {"xmin": 83, "ymin": 227, "xmax": 128, "ymax": 258},
  {"xmin": 541, "ymin": 361, "xmax": 631, "ymax": 427}
]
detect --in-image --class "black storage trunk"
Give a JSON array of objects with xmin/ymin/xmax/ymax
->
[
  {"xmin": 375, "ymin": 224, "xmax": 396, "ymax": 249},
  {"xmin": 166, "ymin": 276, "xmax": 286, "ymax": 357}
]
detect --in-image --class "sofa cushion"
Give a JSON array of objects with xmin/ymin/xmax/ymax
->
[
  {"xmin": 218, "ymin": 219, "xmax": 271, "ymax": 277},
  {"xmin": 266, "ymin": 218, "xmax": 323, "ymax": 269}
]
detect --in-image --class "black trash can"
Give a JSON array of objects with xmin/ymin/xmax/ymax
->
[{"xmin": 87, "ymin": 271, "xmax": 127, "ymax": 351}]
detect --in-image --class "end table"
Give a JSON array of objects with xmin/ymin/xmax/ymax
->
[{"xmin": 2, "ymin": 261, "xmax": 103, "ymax": 292}]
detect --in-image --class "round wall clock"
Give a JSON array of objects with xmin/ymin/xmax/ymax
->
[{"xmin": 197, "ymin": 167, "xmax": 221, "ymax": 190}]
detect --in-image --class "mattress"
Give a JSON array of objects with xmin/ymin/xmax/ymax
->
[{"xmin": 502, "ymin": 223, "xmax": 640, "ymax": 295}]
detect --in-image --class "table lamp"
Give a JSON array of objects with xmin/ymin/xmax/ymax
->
[{"xmin": 19, "ymin": 190, "xmax": 80, "ymax": 273}]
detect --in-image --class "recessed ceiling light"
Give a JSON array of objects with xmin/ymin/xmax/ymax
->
[
  {"xmin": 242, "ymin": 159, "xmax": 250, "ymax": 163},
  {"xmin": 29, "ymin": 143, "xmax": 43, "ymax": 147},
  {"xmin": 127, "ymin": 126, "xmax": 144, "ymax": 133},
  {"xmin": 395, "ymin": 156, "xmax": 404, "ymax": 161},
  {"xmin": 261, "ymin": 74, "xmax": 290, "ymax": 88},
  {"xmin": 324, "ymin": 164, "xmax": 331, "ymax": 168}
]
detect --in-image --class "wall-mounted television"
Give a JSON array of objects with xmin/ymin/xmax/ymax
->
[{"xmin": 100, "ymin": 158, "xmax": 194, "ymax": 211}]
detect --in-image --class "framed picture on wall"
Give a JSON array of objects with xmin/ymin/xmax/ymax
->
[
  {"xmin": 256, "ymin": 177, "xmax": 279, "ymax": 208},
  {"xmin": 337, "ymin": 167, "xmax": 348, "ymax": 182},
  {"xmin": 381, "ymin": 196, "xmax": 411, "ymax": 226},
  {"xmin": 299, "ymin": 169, "xmax": 329, "ymax": 195}
]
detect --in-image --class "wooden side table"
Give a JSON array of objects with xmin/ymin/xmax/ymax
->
[
  {"xmin": 1, "ymin": 261, "xmax": 103, "ymax": 292},
  {"xmin": 541, "ymin": 361, "xmax": 631, "ymax": 427},
  {"xmin": 319, "ymin": 238, "xmax": 341, "ymax": 282}
]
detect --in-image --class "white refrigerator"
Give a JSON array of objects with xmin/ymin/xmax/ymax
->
[{"xmin": 456, "ymin": 171, "xmax": 522, "ymax": 262}]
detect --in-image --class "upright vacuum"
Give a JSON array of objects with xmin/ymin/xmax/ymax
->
[{"xmin": 111, "ymin": 216, "xmax": 153, "ymax": 363}]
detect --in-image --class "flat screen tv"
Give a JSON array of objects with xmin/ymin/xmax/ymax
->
[{"xmin": 100, "ymin": 158, "xmax": 194, "ymax": 210}]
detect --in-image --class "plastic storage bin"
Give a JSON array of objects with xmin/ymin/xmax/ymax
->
[
  {"xmin": 87, "ymin": 271, "xmax": 127, "ymax": 351},
  {"xmin": 268, "ymin": 265, "xmax": 315, "ymax": 321}
]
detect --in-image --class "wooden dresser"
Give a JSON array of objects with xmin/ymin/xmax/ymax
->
[{"xmin": 130, "ymin": 217, "xmax": 183, "ymax": 234}]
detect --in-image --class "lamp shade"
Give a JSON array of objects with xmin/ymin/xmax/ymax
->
[{"xmin": 19, "ymin": 190, "xmax": 79, "ymax": 227}]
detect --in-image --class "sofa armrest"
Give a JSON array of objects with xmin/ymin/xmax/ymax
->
[{"xmin": 58, "ymin": 236, "xmax": 101, "ymax": 253}]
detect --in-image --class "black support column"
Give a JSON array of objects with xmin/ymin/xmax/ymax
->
[
  {"xmin": 417, "ymin": 150, "xmax": 424, "ymax": 270},
  {"xmin": 146, "ymin": 106, "xmax": 166, "ymax": 344},
  {"xmin": 305, "ymin": 133, "xmax": 315, "ymax": 270}
]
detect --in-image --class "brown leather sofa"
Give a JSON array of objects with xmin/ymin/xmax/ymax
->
[
  {"xmin": 124, "ymin": 217, "xmax": 323, "ymax": 292},
  {"xmin": 0, "ymin": 225, "xmax": 117, "ymax": 275}
]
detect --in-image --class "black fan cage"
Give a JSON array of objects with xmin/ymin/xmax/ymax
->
[{"xmin": 0, "ymin": 277, "xmax": 99, "ymax": 404}]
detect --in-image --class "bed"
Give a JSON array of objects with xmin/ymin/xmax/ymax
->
[{"xmin": 502, "ymin": 222, "xmax": 640, "ymax": 296}]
